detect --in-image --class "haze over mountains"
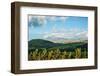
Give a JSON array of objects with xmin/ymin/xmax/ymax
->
[
  {"xmin": 29, "ymin": 29, "xmax": 88, "ymax": 43},
  {"xmin": 42, "ymin": 30, "xmax": 88, "ymax": 43},
  {"xmin": 44, "ymin": 36, "xmax": 87, "ymax": 43}
]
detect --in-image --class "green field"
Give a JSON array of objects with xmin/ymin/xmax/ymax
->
[{"xmin": 28, "ymin": 39, "xmax": 88, "ymax": 60}]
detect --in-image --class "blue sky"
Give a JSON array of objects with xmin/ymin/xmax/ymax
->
[{"xmin": 28, "ymin": 15, "xmax": 88, "ymax": 42}]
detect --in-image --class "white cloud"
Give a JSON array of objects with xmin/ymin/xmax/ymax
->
[
  {"xmin": 60, "ymin": 16, "xmax": 68, "ymax": 22},
  {"xmin": 47, "ymin": 16, "xmax": 57, "ymax": 21},
  {"xmin": 43, "ymin": 32, "xmax": 65, "ymax": 39},
  {"xmin": 47, "ymin": 16, "xmax": 68, "ymax": 22},
  {"xmin": 75, "ymin": 31, "xmax": 88, "ymax": 39},
  {"xmin": 28, "ymin": 16, "xmax": 47, "ymax": 27},
  {"xmin": 43, "ymin": 29, "xmax": 88, "ymax": 41},
  {"xmin": 75, "ymin": 31, "xmax": 87, "ymax": 36},
  {"xmin": 38, "ymin": 16, "xmax": 47, "ymax": 25},
  {"xmin": 29, "ymin": 16, "xmax": 70, "ymax": 27}
]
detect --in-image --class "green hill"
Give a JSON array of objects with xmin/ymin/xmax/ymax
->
[
  {"xmin": 28, "ymin": 39, "xmax": 59, "ymax": 49},
  {"xmin": 28, "ymin": 39, "xmax": 88, "ymax": 52}
]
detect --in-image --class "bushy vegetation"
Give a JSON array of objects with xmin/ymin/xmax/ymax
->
[
  {"xmin": 28, "ymin": 39, "xmax": 88, "ymax": 60},
  {"xmin": 28, "ymin": 48, "xmax": 88, "ymax": 60}
]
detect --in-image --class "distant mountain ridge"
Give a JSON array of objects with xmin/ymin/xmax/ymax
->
[
  {"xmin": 28, "ymin": 39, "xmax": 88, "ymax": 50},
  {"xmin": 28, "ymin": 39, "xmax": 59, "ymax": 48}
]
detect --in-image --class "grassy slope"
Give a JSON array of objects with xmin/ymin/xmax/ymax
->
[{"xmin": 28, "ymin": 39, "xmax": 88, "ymax": 52}]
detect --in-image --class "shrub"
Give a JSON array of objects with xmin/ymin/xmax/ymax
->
[
  {"xmin": 28, "ymin": 47, "xmax": 87, "ymax": 60},
  {"xmin": 75, "ymin": 48, "xmax": 81, "ymax": 58}
]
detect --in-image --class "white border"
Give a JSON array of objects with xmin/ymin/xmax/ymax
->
[{"xmin": 20, "ymin": 7, "xmax": 95, "ymax": 70}]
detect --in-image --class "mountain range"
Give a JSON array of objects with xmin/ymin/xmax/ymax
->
[{"xmin": 28, "ymin": 39, "xmax": 88, "ymax": 51}]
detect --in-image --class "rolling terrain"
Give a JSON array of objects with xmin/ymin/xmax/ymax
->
[{"xmin": 28, "ymin": 39, "xmax": 88, "ymax": 60}]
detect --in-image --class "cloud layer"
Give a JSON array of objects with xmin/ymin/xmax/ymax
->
[
  {"xmin": 28, "ymin": 16, "xmax": 68, "ymax": 27},
  {"xmin": 43, "ymin": 29, "xmax": 87, "ymax": 39},
  {"xmin": 28, "ymin": 16, "xmax": 46, "ymax": 27}
]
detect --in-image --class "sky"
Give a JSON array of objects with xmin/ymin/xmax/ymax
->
[{"xmin": 28, "ymin": 15, "xmax": 88, "ymax": 42}]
